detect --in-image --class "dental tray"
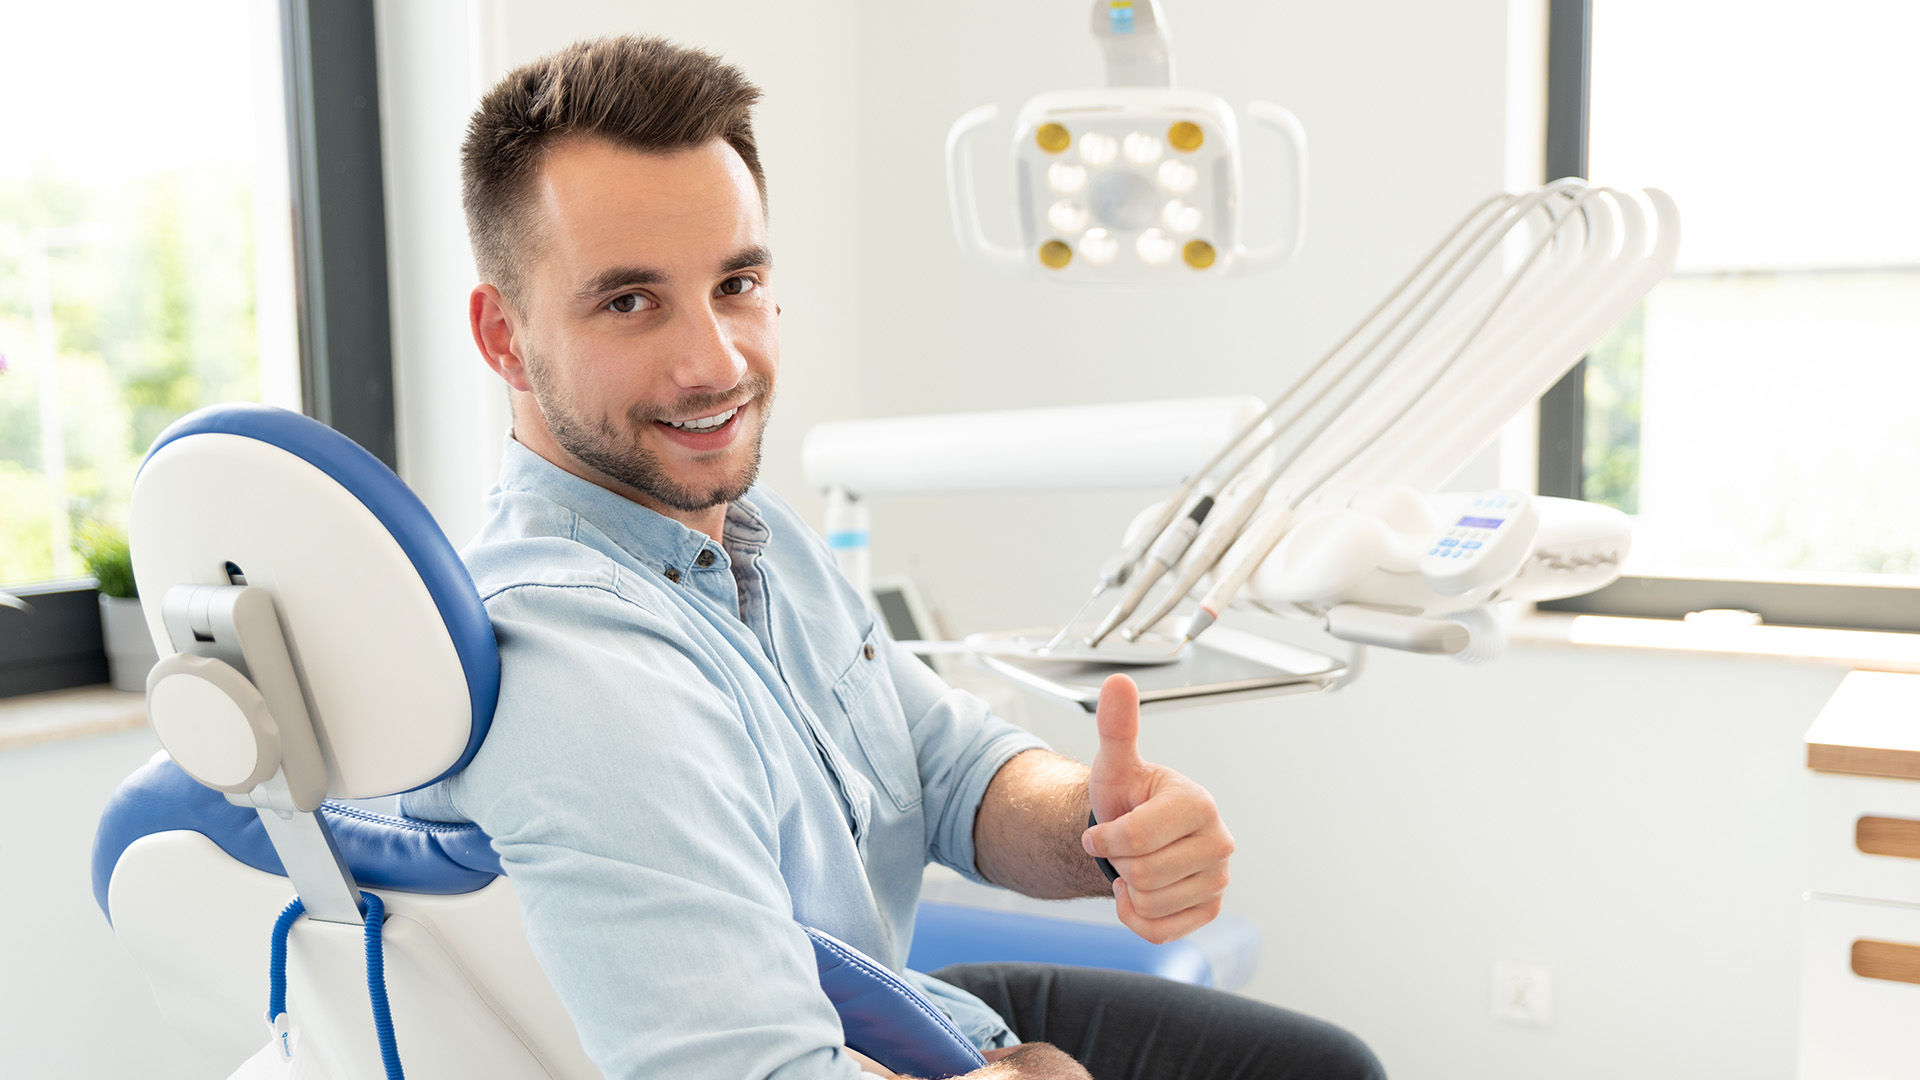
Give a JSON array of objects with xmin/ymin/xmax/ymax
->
[{"xmin": 965, "ymin": 624, "xmax": 1345, "ymax": 714}]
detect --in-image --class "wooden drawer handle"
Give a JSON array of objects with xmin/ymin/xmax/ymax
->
[
  {"xmin": 1856, "ymin": 816, "xmax": 1920, "ymax": 860},
  {"xmin": 1853, "ymin": 939, "xmax": 1920, "ymax": 986}
]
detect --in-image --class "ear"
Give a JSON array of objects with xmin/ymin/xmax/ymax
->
[{"xmin": 471, "ymin": 284, "xmax": 533, "ymax": 392}]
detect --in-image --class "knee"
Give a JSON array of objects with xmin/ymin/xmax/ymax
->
[{"xmin": 1308, "ymin": 1023, "xmax": 1386, "ymax": 1080}]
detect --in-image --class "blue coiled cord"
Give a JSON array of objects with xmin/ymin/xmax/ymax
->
[{"xmin": 268, "ymin": 893, "xmax": 405, "ymax": 1079}]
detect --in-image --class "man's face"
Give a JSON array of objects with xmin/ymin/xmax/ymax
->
[{"xmin": 501, "ymin": 137, "xmax": 778, "ymax": 515}]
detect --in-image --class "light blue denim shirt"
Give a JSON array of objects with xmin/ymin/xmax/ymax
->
[{"xmin": 402, "ymin": 437, "xmax": 1047, "ymax": 1079}]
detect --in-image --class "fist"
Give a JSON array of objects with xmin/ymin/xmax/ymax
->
[{"xmin": 1082, "ymin": 674, "xmax": 1235, "ymax": 944}]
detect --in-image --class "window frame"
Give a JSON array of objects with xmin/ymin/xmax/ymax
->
[
  {"xmin": 1532, "ymin": 0, "xmax": 1920, "ymax": 634},
  {"xmin": 0, "ymin": 0, "xmax": 395, "ymax": 697}
]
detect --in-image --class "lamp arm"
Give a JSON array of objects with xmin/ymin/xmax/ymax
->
[
  {"xmin": 1233, "ymin": 101, "xmax": 1310, "ymax": 270},
  {"xmin": 945, "ymin": 105, "xmax": 1025, "ymax": 274}
]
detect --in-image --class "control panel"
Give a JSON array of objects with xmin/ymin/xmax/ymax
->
[{"xmin": 1419, "ymin": 490, "xmax": 1539, "ymax": 597}]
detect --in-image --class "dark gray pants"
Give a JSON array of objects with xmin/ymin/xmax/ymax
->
[{"xmin": 932, "ymin": 964, "xmax": 1385, "ymax": 1080}]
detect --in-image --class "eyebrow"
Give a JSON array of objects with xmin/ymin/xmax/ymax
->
[{"xmin": 573, "ymin": 244, "xmax": 773, "ymax": 303}]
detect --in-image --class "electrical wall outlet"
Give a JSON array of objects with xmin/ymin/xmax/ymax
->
[{"xmin": 1490, "ymin": 961, "xmax": 1553, "ymax": 1026}]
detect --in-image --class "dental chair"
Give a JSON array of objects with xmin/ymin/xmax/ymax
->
[{"xmin": 92, "ymin": 404, "xmax": 1254, "ymax": 1079}]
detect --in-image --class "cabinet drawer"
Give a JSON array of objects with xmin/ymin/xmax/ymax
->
[
  {"xmin": 1799, "ymin": 895, "xmax": 1920, "ymax": 1080},
  {"xmin": 1808, "ymin": 773, "xmax": 1920, "ymax": 905}
]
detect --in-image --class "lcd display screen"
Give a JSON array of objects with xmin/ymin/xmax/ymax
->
[{"xmin": 1456, "ymin": 516, "xmax": 1505, "ymax": 529}]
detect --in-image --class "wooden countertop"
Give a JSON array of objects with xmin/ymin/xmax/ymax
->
[
  {"xmin": 1806, "ymin": 671, "xmax": 1920, "ymax": 781},
  {"xmin": 0, "ymin": 684, "xmax": 147, "ymax": 752}
]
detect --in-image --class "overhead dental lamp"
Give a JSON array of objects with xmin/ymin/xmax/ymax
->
[{"xmin": 946, "ymin": 0, "xmax": 1307, "ymax": 284}]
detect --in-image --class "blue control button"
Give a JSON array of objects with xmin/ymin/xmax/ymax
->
[
  {"xmin": 1439, "ymin": 538, "xmax": 1458, "ymax": 547},
  {"xmin": 1463, "ymin": 541, "xmax": 1482, "ymax": 550}
]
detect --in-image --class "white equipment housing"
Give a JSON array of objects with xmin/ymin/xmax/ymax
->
[{"xmin": 947, "ymin": 0, "xmax": 1307, "ymax": 284}]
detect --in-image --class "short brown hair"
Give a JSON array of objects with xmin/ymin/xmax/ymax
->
[{"xmin": 461, "ymin": 35, "xmax": 765, "ymax": 306}]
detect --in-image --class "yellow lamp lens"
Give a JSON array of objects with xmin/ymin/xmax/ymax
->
[
  {"xmin": 1182, "ymin": 240, "xmax": 1216, "ymax": 269},
  {"xmin": 1036, "ymin": 123, "xmax": 1071, "ymax": 154},
  {"xmin": 1039, "ymin": 240, "xmax": 1074, "ymax": 268},
  {"xmin": 1167, "ymin": 121, "xmax": 1204, "ymax": 152}
]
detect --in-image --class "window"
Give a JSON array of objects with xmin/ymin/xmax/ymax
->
[
  {"xmin": 1537, "ymin": 0, "xmax": 1920, "ymax": 632},
  {"xmin": 0, "ymin": 0, "xmax": 298, "ymax": 587},
  {"xmin": 0, "ymin": 0, "xmax": 394, "ymax": 696}
]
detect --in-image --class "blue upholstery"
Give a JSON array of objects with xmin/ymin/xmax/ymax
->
[
  {"xmin": 807, "ymin": 926, "xmax": 988, "ymax": 1079},
  {"xmin": 113, "ymin": 404, "xmax": 1234, "ymax": 1075},
  {"xmin": 95, "ymin": 755, "xmax": 987, "ymax": 1076},
  {"xmin": 142, "ymin": 404, "xmax": 500, "ymax": 788},
  {"xmin": 92, "ymin": 757, "xmax": 501, "ymax": 920},
  {"xmin": 911, "ymin": 902, "xmax": 1215, "ymax": 986}
]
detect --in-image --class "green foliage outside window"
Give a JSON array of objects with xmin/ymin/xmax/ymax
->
[
  {"xmin": 0, "ymin": 164, "xmax": 257, "ymax": 586},
  {"xmin": 1582, "ymin": 302, "xmax": 1644, "ymax": 515}
]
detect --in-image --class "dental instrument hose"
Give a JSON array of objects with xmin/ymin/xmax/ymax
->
[
  {"xmin": 1107, "ymin": 184, "xmax": 1583, "ymax": 644},
  {"xmin": 1065, "ymin": 192, "xmax": 1519, "ymax": 643},
  {"xmin": 1182, "ymin": 185, "xmax": 1607, "ymax": 644}
]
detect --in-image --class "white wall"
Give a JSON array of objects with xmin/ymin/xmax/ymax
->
[
  {"xmin": 380, "ymin": 0, "xmax": 869, "ymax": 544},
  {"xmin": 851, "ymin": 1, "xmax": 1836, "ymax": 1078},
  {"xmin": 365, "ymin": 3, "xmax": 1841, "ymax": 1079}
]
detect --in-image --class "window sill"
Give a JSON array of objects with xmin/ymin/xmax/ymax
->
[
  {"xmin": 1513, "ymin": 612, "xmax": 1920, "ymax": 673},
  {"xmin": 0, "ymin": 684, "xmax": 146, "ymax": 753}
]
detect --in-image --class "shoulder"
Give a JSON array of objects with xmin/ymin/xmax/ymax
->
[{"xmin": 462, "ymin": 490, "xmax": 668, "ymax": 616}]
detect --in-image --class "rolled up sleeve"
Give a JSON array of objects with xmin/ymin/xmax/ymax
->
[{"xmin": 882, "ymin": 639, "xmax": 1048, "ymax": 884}]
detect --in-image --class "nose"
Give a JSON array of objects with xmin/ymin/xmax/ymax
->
[{"xmin": 668, "ymin": 303, "xmax": 748, "ymax": 392}]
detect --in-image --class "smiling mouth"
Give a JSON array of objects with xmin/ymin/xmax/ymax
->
[{"xmin": 659, "ymin": 404, "xmax": 742, "ymax": 433}]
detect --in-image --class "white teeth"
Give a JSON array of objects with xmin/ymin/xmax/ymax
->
[{"xmin": 664, "ymin": 406, "xmax": 739, "ymax": 432}]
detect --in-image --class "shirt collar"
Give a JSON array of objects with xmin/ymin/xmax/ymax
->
[{"xmin": 497, "ymin": 434, "xmax": 757, "ymax": 578}]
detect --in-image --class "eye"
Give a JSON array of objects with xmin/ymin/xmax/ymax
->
[
  {"xmin": 606, "ymin": 292, "xmax": 649, "ymax": 314},
  {"xmin": 717, "ymin": 275, "xmax": 757, "ymax": 297}
]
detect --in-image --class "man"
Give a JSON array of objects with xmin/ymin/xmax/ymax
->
[{"xmin": 405, "ymin": 34, "xmax": 1384, "ymax": 1080}]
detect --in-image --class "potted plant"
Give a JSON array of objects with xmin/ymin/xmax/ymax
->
[{"xmin": 79, "ymin": 525, "xmax": 158, "ymax": 693}]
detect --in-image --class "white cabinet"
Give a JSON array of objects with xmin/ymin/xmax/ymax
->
[{"xmin": 1799, "ymin": 671, "xmax": 1920, "ymax": 1080}]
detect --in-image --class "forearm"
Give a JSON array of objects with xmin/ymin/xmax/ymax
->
[{"xmin": 971, "ymin": 748, "xmax": 1110, "ymax": 899}]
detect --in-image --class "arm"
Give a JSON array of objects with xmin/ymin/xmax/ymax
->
[
  {"xmin": 972, "ymin": 675, "xmax": 1236, "ymax": 944},
  {"xmin": 445, "ymin": 584, "xmax": 865, "ymax": 1079}
]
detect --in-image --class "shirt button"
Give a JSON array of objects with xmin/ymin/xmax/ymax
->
[
  {"xmin": 863, "ymin": 643, "xmax": 876, "ymax": 661},
  {"xmin": 664, "ymin": 566, "xmax": 681, "ymax": 583},
  {"xmin": 695, "ymin": 549, "xmax": 715, "ymax": 568}
]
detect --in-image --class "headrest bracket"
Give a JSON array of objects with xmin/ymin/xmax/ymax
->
[
  {"xmin": 158, "ymin": 584, "xmax": 328, "ymax": 811},
  {"xmin": 150, "ymin": 583, "xmax": 364, "ymax": 924}
]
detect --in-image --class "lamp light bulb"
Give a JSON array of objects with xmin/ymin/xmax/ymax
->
[
  {"xmin": 1048, "ymin": 200, "xmax": 1089, "ymax": 233},
  {"xmin": 1122, "ymin": 132, "xmax": 1162, "ymax": 166},
  {"xmin": 1156, "ymin": 159, "xmax": 1197, "ymax": 194},
  {"xmin": 1081, "ymin": 228, "xmax": 1118, "ymax": 265},
  {"xmin": 1136, "ymin": 229, "xmax": 1175, "ymax": 265},
  {"xmin": 1162, "ymin": 200, "xmax": 1202, "ymax": 234},
  {"xmin": 1078, "ymin": 132, "xmax": 1118, "ymax": 167},
  {"xmin": 1048, "ymin": 162, "xmax": 1088, "ymax": 195}
]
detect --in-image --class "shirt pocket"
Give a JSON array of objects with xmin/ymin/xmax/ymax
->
[{"xmin": 832, "ymin": 626, "xmax": 924, "ymax": 813}]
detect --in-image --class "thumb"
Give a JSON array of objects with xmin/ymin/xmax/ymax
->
[{"xmin": 1091, "ymin": 673, "xmax": 1144, "ymax": 783}]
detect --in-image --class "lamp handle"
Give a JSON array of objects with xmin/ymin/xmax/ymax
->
[
  {"xmin": 945, "ymin": 105, "xmax": 1026, "ymax": 275},
  {"xmin": 1235, "ymin": 101, "xmax": 1310, "ymax": 271}
]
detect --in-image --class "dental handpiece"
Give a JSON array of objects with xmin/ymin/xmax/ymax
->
[
  {"xmin": 1122, "ymin": 472, "xmax": 1277, "ymax": 639},
  {"xmin": 1084, "ymin": 495, "xmax": 1214, "ymax": 648},
  {"xmin": 1181, "ymin": 504, "xmax": 1297, "ymax": 644}
]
